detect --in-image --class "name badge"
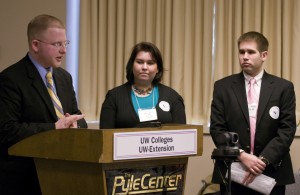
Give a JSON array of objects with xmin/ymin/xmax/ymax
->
[
  {"xmin": 248, "ymin": 103, "xmax": 257, "ymax": 117},
  {"xmin": 138, "ymin": 108, "xmax": 158, "ymax": 122}
]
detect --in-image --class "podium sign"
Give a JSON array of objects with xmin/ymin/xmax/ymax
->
[{"xmin": 114, "ymin": 129, "xmax": 197, "ymax": 160}]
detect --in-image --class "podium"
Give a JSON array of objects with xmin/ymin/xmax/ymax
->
[{"xmin": 8, "ymin": 124, "xmax": 203, "ymax": 195}]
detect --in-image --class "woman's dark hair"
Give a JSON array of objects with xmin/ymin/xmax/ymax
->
[{"xmin": 126, "ymin": 42, "xmax": 164, "ymax": 84}]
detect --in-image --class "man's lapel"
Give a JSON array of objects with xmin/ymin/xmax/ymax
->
[
  {"xmin": 25, "ymin": 58, "xmax": 57, "ymax": 120},
  {"xmin": 257, "ymin": 72, "xmax": 275, "ymax": 125},
  {"xmin": 232, "ymin": 73, "xmax": 249, "ymax": 124}
]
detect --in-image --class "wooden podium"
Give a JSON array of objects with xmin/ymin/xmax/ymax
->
[{"xmin": 8, "ymin": 124, "xmax": 203, "ymax": 195}]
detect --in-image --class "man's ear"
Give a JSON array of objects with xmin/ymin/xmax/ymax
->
[
  {"xmin": 31, "ymin": 40, "xmax": 39, "ymax": 53},
  {"xmin": 261, "ymin": 51, "xmax": 268, "ymax": 62}
]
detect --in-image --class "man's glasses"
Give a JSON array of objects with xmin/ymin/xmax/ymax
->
[{"xmin": 37, "ymin": 40, "xmax": 70, "ymax": 48}]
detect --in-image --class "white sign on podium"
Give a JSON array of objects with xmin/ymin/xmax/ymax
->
[{"xmin": 113, "ymin": 129, "xmax": 197, "ymax": 160}]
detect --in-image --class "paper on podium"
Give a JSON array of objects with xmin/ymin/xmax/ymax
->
[{"xmin": 230, "ymin": 162, "xmax": 276, "ymax": 195}]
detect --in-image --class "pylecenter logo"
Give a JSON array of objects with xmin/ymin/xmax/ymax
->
[
  {"xmin": 112, "ymin": 173, "xmax": 183, "ymax": 194},
  {"xmin": 106, "ymin": 165, "xmax": 185, "ymax": 195}
]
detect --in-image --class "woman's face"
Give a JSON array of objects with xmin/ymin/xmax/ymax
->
[{"xmin": 133, "ymin": 51, "xmax": 158, "ymax": 87}]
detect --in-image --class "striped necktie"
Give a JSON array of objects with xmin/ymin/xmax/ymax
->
[{"xmin": 46, "ymin": 70, "xmax": 64, "ymax": 119}]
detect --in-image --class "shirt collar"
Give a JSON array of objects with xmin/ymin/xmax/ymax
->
[
  {"xmin": 243, "ymin": 70, "xmax": 264, "ymax": 83},
  {"xmin": 28, "ymin": 53, "xmax": 53, "ymax": 85}
]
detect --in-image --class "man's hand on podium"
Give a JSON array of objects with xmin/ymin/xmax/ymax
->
[{"xmin": 55, "ymin": 113, "xmax": 85, "ymax": 129}]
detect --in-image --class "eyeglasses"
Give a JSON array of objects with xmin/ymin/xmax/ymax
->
[{"xmin": 37, "ymin": 40, "xmax": 70, "ymax": 48}]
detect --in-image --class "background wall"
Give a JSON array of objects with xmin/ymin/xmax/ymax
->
[{"xmin": 1, "ymin": 1, "xmax": 299, "ymax": 195}]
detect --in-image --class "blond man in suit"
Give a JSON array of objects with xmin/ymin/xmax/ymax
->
[{"xmin": 0, "ymin": 14, "xmax": 87, "ymax": 194}]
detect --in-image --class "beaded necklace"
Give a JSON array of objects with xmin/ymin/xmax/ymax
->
[{"xmin": 132, "ymin": 85, "xmax": 153, "ymax": 96}]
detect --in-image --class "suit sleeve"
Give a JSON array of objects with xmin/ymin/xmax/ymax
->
[
  {"xmin": 99, "ymin": 90, "xmax": 117, "ymax": 129},
  {"xmin": 54, "ymin": 69, "xmax": 87, "ymax": 129},
  {"xmin": 209, "ymin": 81, "xmax": 230, "ymax": 147},
  {"xmin": 68, "ymin": 75, "xmax": 87, "ymax": 128},
  {"xmin": 170, "ymin": 92, "xmax": 186, "ymax": 124},
  {"xmin": 260, "ymin": 82, "xmax": 296, "ymax": 165},
  {"xmin": 0, "ymin": 75, "xmax": 55, "ymax": 146}
]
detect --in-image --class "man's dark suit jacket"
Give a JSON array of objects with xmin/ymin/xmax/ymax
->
[
  {"xmin": 0, "ymin": 54, "xmax": 87, "ymax": 194},
  {"xmin": 210, "ymin": 71, "xmax": 296, "ymax": 186}
]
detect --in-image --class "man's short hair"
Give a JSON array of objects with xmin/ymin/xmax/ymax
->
[
  {"xmin": 238, "ymin": 31, "xmax": 269, "ymax": 52},
  {"xmin": 27, "ymin": 14, "xmax": 65, "ymax": 43}
]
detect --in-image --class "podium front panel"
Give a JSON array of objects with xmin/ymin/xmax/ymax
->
[{"xmin": 8, "ymin": 125, "xmax": 203, "ymax": 195}]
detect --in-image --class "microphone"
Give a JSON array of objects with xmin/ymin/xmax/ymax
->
[
  {"xmin": 216, "ymin": 132, "xmax": 239, "ymax": 146},
  {"xmin": 135, "ymin": 121, "xmax": 161, "ymax": 128},
  {"xmin": 211, "ymin": 132, "xmax": 240, "ymax": 160}
]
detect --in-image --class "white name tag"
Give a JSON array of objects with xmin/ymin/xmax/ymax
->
[
  {"xmin": 138, "ymin": 108, "xmax": 158, "ymax": 122},
  {"xmin": 248, "ymin": 103, "xmax": 257, "ymax": 117}
]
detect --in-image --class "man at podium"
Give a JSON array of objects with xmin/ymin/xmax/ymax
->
[{"xmin": 0, "ymin": 14, "xmax": 87, "ymax": 194}]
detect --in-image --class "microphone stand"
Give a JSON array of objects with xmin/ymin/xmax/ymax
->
[
  {"xmin": 225, "ymin": 159, "xmax": 234, "ymax": 195},
  {"xmin": 211, "ymin": 147, "xmax": 240, "ymax": 195}
]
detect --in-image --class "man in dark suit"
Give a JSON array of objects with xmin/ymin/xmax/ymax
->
[
  {"xmin": 0, "ymin": 14, "xmax": 87, "ymax": 194},
  {"xmin": 210, "ymin": 31, "xmax": 296, "ymax": 195}
]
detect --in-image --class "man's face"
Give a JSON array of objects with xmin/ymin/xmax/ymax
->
[
  {"xmin": 238, "ymin": 41, "xmax": 268, "ymax": 77},
  {"xmin": 31, "ymin": 27, "xmax": 68, "ymax": 68}
]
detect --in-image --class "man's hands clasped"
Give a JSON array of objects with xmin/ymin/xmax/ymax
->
[
  {"xmin": 55, "ymin": 113, "xmax": 85, "ymax": 129},
  {"xmin": 238, "ymin": 152, "xmax": 267, "ymax": 185}
]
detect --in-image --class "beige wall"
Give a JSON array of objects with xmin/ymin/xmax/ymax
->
[{"xmin": 0, "ymin": 0, "xmax": 66, "ymax": 71}]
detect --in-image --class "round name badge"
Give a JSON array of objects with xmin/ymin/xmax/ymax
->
[
  {"xmin": 159, "ymin": 101, "xmax": 170, "ymax": 112},
  {"xmin": 269, "ymin": 106, "xmax": 280, "ymax": 119}
]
